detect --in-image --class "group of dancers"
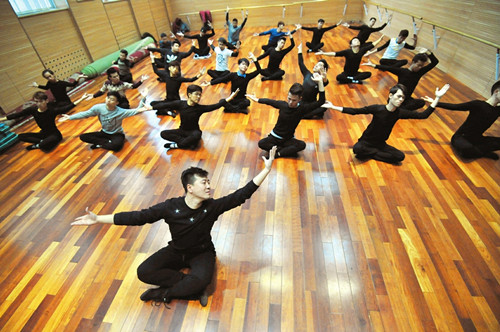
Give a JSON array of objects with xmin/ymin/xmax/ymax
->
[{"xmin": 2, "ymin": 10, "xmax": 499, "ymax": 308}]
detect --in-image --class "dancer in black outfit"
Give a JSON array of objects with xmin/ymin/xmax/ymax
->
[
  {"xmin": 257, "ymin": 35, "xmax": 295, "ymax": 81},
  {"xmin": 343, "ymin": 16, "xmax": 389, "ymax": 44},
  {"xmin": 426, "ymin": 81, "xmax": 500, "ymax": 160},
  {"xmin": 302, "ymin": 19, "xmax": 340, "ymax": 53},
  {"xmin": 323, "ymin": 83, "xmax": 449, "ymax": 164},
  {"xmin": 152, "ymin": 85, "xmax": 239, "ymax": 150},
  {"xmin": 317, "ymin": 35, "xmax": 383, "ymax": 84},
  {"xmin": 202, "ymin": 52, "xmax": 261, "ymax": 114},
  {"xmin": 0, "ymin": 91, "xmax": 88, "ymax": 151},
  {"xmin": 147, "ymin": 39, "xmax": 195, "ymax": 68},
  {"xmin": 178, "ymin": 22, "xmax": 215, "ymax": 59},
  {"xmin": 31, "ymin": 69, "xmax": 87, "ymax": 108},
  {"xmin": 71, "ymin": 146, "xmax": 277, "ymax": 307},
  {"xmin": 363, "ymin": 49, "xmax": 439, "ymax": 109},
  {"xmin": 297, "ymin": 43, "xmax": 329, "ymax": 119},
  {"xmin": 246, "ymin": 75, "xmax": 325, "ymax": 157},
  {"xmin": 149, "ymin": 54, "xmax": 205, "ymax": 117}
]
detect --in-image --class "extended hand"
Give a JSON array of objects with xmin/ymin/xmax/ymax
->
[
  {"xmin": 435, "ymin": 83, "xmax": 450, "ymax": 98},
  {"xmin": 263, "ymin": 146, "xmax": 277, "ymax": 170},
  {"xmin": 226, "ymin": 88, "xmax": 240, "ymax": 101},
  {"xmin": 58, "ymin": 114, "xmax": 70, "ymax": 122},
  {"xmin": 71, "ymin": 207, "xmax": 98, "ymax": 226},
  {"xmin": 245, "ymin": 93, "xmax": 258, "ymax": 102}
]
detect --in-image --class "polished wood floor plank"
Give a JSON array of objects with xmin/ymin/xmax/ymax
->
[{"xmin": 0, "ymin": 25, "xmax": 499, "ymax": 331}]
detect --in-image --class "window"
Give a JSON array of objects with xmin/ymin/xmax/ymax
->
[{"xmin": 9, "ymin": 0, "xmax": 68, "ymax": 17}]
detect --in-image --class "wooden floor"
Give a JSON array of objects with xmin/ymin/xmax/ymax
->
[{"xmin": 0, "ymin": 26, "xmax": 499, "ymax": 332}]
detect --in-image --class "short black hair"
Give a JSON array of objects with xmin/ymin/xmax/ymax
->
[
  {"xmin": 318, "ymin": 59, "xmax": 329, "ymax": 71},
  {"xmin": 181, "ymin": 167, "xmax": 209, "ymax": 192},
  {"xmin": 491, "ymin": 81, "xmax": 500, "ymax": 95},
  {"xmin": 201, "ymin": 27, "xmax": 207, "ymax": 33},
  {"xmin": 370, "ymin": 17, "xmax": 377, "ymax": 22},
  {"xmin": 172, "ymin": 39, "xmax": 181, "ymax": 47},
  {"xmin": 278, "ymin": 36, "xmax": 287, "ymax": 43},
  {"xmin": 33, "ymin": 91, "xmax": 48, "ymax": 100},
  {"xmin": 106, "ymin": 91, "xmax": 122, "ymax": 101},
  {"xmin": 412, "ymin": 53, "xmax": 428, "ymax": 64},
  {"xmin": 349, "ymin": 37, "xmax": 360, "ymax": 45},
  {"xmin": 238, "ymin": 58, "xmax": 250, "ymax": 66},
  {"xmin": 42, "ymin": 69, "xmax": 54, "ymax": 78},
  {"xmin": 168, "ymin": 61, "xmax": 181, "ymax": 69},
  {"xmin": 389, "ymin": 84, "xmax": 407, "ymax": 98},
  {"xmin": 160, "ymin": 32, "xmax": 167, "ymax": 37},
  {"xmin": 399, "ymin": 29, "xmax": 409, "ymax": 38},
  {"xmin": 232, "ymin": 18, "xmax": 238, "ymax": 23},
  {"xmin": 187, "ymin": 84, "xmax": 202, "ymax": 95},
  {"xmin": 277, "ymin": 21, "xmax": 285, "ymax": 27},
  {"xmin": 318, "ymin": 18, "xmax": 325, "ymax": 23},
  {"xmin": 106, "ymin": 67, "xmax": 119, "ymax": 77},
  {"xmin": 120, "ymin": 49, "xmax": 128, "ymax": 55},
  {"xmin": 289, "ymin": 83, "xmax": 303, "ymax": 97},
  {"xmin": 218, "ymin": 37, "xmax": 227, "ymax": 45}
]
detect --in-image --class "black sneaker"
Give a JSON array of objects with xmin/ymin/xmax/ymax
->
[
  {"xmin": 90, "ymin": 144, "xmax": 101, "ymax": 149},
  {"xmin": 140, "ymin": 287, "xmax": 166, "ymax": 302},
  {"xmin": 26, "ymin": 144, "xmax": 39, "ymax": 151}
]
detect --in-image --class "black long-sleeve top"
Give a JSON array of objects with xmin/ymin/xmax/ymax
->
[
  {"xmin": 257, "ymin": 38, "xmax": 295, "ymax": 71},
  {"xmin": 258, "ymin": 91, "xmax": 325, "ymax": 140},
  {"xmin": 115, "ymin": 180, "xmax": 259, "ymax": 252},
  {"xmin": 342, "ymin": 104, "xmax": 435, "ymax": 144},
  {"xmin": 210, "ymin": 61, "xmax": 262, "ymax": 100},
  {"xmin": 375, "ymin": 53, "xmax": 439, "ymax": 96},
  {"xmin": 152, "ymin": 63, "xmax": 198, "ymax": 100},
  {"xmin": 38, "ymin": 80, "xmax": 78, "ymax": 104},
  {"xmin": 348, "ymin": 23, "xmax": 387, "ymax": 44},
  {"xmin": 148, "ymin": 47, "xmax": 194, "ymax": 65},
  {"xmin": 335, "ymin": 43, "xmax": 374, "ymax": 75},
  {"xmin": 152, "ymin": 99, "xmax": 227, "ymax": 131},
  {"xmin": 436, "ymin": 100, "xmax": 500, "ymax": 139},
  {"xmin": 183, "ymin": 30, "xmax": 215, "ymax": 49},
  {"xmin": 298, "ymin": 53, "xmax": 329, "ymax": 103},
  {"xmin": 7, "ymin": 103, "xmax": 74, "ymax": 135},
  {"xmin": 302, "ymin": 25, "xmax": 337, "ymax": 44}
]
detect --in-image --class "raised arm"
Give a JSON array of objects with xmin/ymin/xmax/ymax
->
[
  {"xmin": 252, "ymin": 146, "xmax": 277, "ymax": 186},
  {"xmin": 71, "ymin": 207, "xmax": 114, "ymax": 225}
]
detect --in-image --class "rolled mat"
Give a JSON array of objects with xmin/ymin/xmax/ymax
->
[{"xmin": 82, "ymin": 36, "xmax": 154, "ymax": 78}]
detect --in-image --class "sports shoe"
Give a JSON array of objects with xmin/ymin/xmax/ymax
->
[
  {"xmin": 140, "ymin": 287, "xmax": 166, "ymax": 302},
  {"xmin": 90, "ymin": 144, "xmax": 102, "ymax": 149},
  {"xmin": 26, "ymin": 144, "xmax": 40, "ymax": 151}
]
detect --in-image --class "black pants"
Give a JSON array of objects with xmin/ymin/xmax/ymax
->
[
  {"xmin": 451, "ymin": 134, "xmax": 500, "ymax": 159},
  {"xmin": 380, "ymin": 58, "xmax": 408, "ymax": 68},
  {"xmin": 80, "ymin": 131, "xmax": 125, "ymax": 151},
  {"xmin": 18, "ymin": 131, "xmax": 62, "ymax": 151},
  {"xmin": 193, "ymin": 46, "xmax": 211, "ymax": 56},
  {"xmin": 161, "ymin": 128, "xmax": 202, "ymax": 149},
  {"xmin": 224, "ymin": 98, "xmax": 250, "ymax": 113},
  {"xmin": 306, "ymin": 41, "xmax": 324, "ymax": 52},
  {"xmin": 261, "ymin": 68, "xmax": 285, "ymax": 80},
  {"xmin": 353, "ymin": 140, "xmax": 405, "ymax": 164},
  {"xmin": 336, "ymin": 71, "xmax": 371, "ymax": 84},
  {"xmin": 137, "ymin": 246, "xmax": 216, "ymax": 299},
  {"xmin": 302, "ymin": 106, "xmax": 327, "ymax": 119},
  {"xmin": 258, "ymin": 134, "xmax": 306, "ymax": 157},
  {"xmin": 208, "ymin": 69, "xmax": 230, "ymax": 79}
]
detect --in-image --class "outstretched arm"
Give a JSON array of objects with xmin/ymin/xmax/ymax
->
[
  {"xmin": 316, "ymin": 50, "xmax": 336, "ymax": 56},
  {"xmin": 252, "ymin": 146, "xmax": 277, "ymax": 186},
  {"xmin": 421, "ymin": 84, "xmax": 450, "ymax": 107},
  {"xmin": 71, "ymin": 207, "xmax": 114, "ymax": 225}
]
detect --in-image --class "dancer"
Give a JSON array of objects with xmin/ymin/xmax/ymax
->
[
  {"xmin": 30, "ymin": 69, "xmax": 87, "ymax": 108},
  {"xmin": 343, "ymin": 16, "xmax": 389, "ymax": 44},
  {"xmin": 112, "ymin": 49, "xmax": 135, "ymax": 83},
  {"xmin": 246, "ymin": 75, "xmax": 325, "ymax": 157},
  {"xmin": 297, "ymin": 43, "xmax": 329, "ymax": 119},
  {"xmin": 323, "ymin": 83, "xmax": 449, "ymax": 164},
  {"xmin": 207, "ymin": 38, "xmax": 239, "ymax": 80},
  {"xmin": 202, "ymin": 52, "xmax": 261, "ymax": 114},
  {"xmin": 59, "ymin": 91, "xmax": 151, "ymax": 151},
  {"xmin": 91, "ymin": 68, "xmax": 147, "ymax": 109},
  {"xmin": 257, "ymin": 34, "xmax": 295, "ymax": 81},
  {"xmin": 302, "ymin": 18, "xmax": 340, "ymax": 53},
  {"xmin": 147, "ymin": 39, "xmax": 195, "ymax": 68},
  {"xmin": 70, "ymin": 146, "xmax": 277, "ymax": 307},
  {"xmin": 364, "ymin": 29, "xmax": 417, "ymax": 67},
  {"xmin": 362, "ymin": 48, "xmax": 439, "ymax": 109},
  {"xmin": 317, "ymin": 35, "xmax": 383, "ymax": 84},
  {"xmin": 149, "ymin": 55, "xmax": 205, "ymax": 117},
  {"xmin": 254, "ymin": 22, "xmax": 300, "ymax": 51},
  {"xmin": 0, "ymin": 91, "xmax": 88, "ymax": 151},
  {"xmin": 226, "ymin": 7, "xmax": 248, "ymax": 50},
  {"xmin": 178, "ymin": 22, "xmax": 215, "ymax": 59},
  {"xmin": 425, "ymin": 81, "xmax": 500, "ymax": 160},
  {"xmin": 152, "ymin": 85, "xmax": 239, "ymax": 150}
]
